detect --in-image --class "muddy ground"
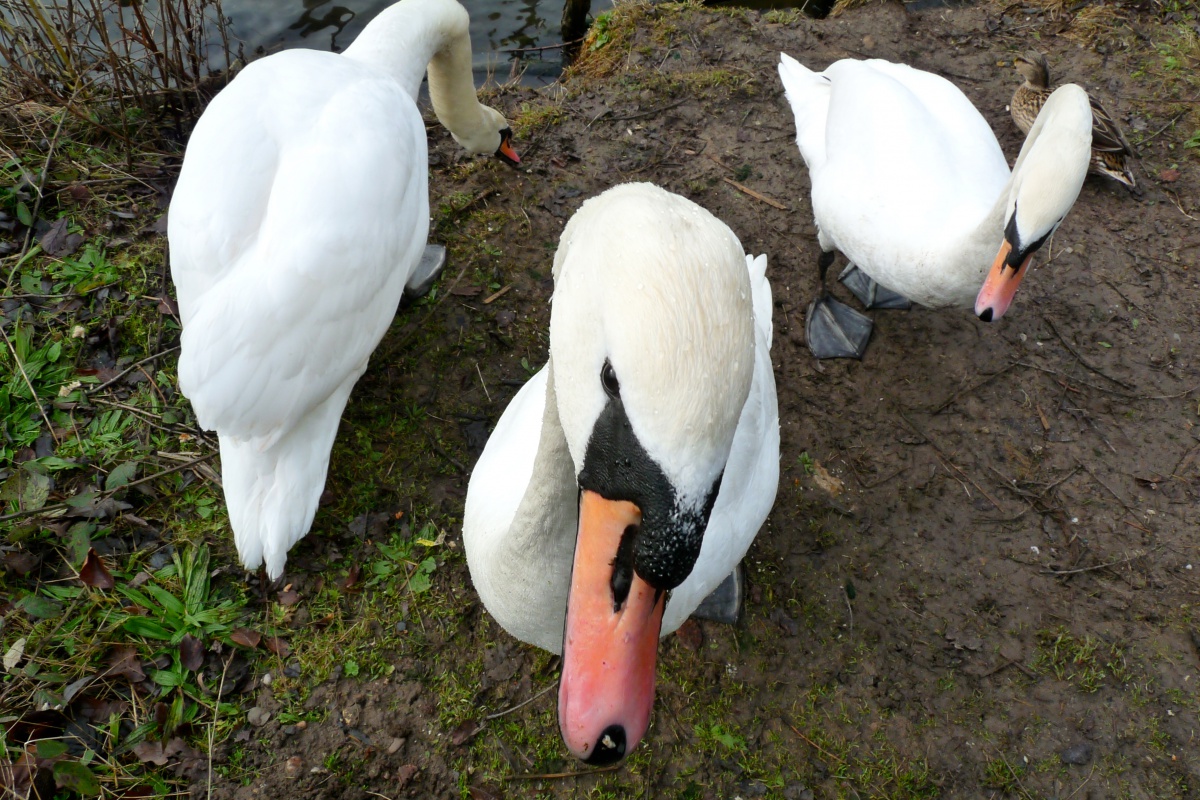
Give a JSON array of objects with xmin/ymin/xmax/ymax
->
[{"xmin": 202, "ymin": 2, "xmax": 1200, "ymax": 798}]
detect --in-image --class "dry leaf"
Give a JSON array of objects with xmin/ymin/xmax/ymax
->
[
  {"xmin": 811, "ymin": 461, "xmax": 845, "ymax": 497},
  {"xmin": 1160, "ymin": 168, "xmax": 1181, "ymax": 183},
  {"xmin": 4, "ymin": 637, "xmax": 26, "ymax": 671},
  {"xmin": 102, "ymin": 645, "xmax": 146, "ymax": 683},
  {"xmin": 179, "ymin": 634, "xmax": 203, "ymax": 671},
  {"xmin": 132, "ymin": 741, "xmax": 168, "ymax": 765},
  {"xmin": 277, "ymin": 589, "xmax": 300, "ymax": 606},
  {"xmin": 450, "ymin": 720, "xmax": 482, "ymax": 746},
  {"xmin": 229, "ymin": 628, "xmax": 261, "ymax": 649},
  {"xmin": 79, "ymin": 548, "xmax": 115, "ymax": 589},
  {"xmin": 263, "ymin": 637, "xmax": 290, "ymax": 658}
]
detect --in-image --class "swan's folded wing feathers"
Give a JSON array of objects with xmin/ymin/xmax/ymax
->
[
  {"xmin": 746, "ymin": 253, "xmax": 773, "ymax": 349},
  {"xmin": 177, "ymin": 77, "xmax": 428, "ymax": 444}
]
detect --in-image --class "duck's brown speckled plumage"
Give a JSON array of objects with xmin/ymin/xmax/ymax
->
[{"xmin": 1011, "ymin": 51, "xmax": 1137, "ymax": 189}]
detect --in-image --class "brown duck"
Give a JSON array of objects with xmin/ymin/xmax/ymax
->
[{"xmin": 1011, "ymin": 51, "xmax": 1137, "ymax": 189}]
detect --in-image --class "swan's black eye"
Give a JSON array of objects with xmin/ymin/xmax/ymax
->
[{"xmin": 601, "ymin": 360, "xmax": 620, "ymax": 398}]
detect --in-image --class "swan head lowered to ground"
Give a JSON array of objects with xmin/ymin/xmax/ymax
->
[
  {"xmin": 777, "ymin": 55, "xmax": 1091, "ymax": 357},
  {"xmin": 463, "ymin": 183, "xmax": 779, "ymax": 763},
  {"xmin": 170, "ymin": 0, "xmax": 519, "ymax": 581},
  {"xmin": 975, "ymin": 83, "xmax": 1093, "ymax": 320}
]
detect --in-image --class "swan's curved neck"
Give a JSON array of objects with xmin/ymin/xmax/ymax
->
[
  {"xmin": 479, "ymin": 358, "xmax": 579, "ymax": 652},
  {"xmin": 343, "ymin": 0, "xmax": 484, "ymax": 137}
]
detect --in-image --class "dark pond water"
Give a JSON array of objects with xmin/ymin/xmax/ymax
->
[{"xmin": 223, "ymin": 0, "xmax": 612, "ymax": 82}]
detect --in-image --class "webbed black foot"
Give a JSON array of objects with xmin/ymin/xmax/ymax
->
[
  {"xmin": 404, "ymin": 244, "xmax": 447, "ymax": 300},
  {"xmin": 691, "ymin": 563, "xmax": 745, "ymax": 625},
  {"xmin": 806, "ymin": 292, "xmax": 873, "ymax": 359},
  {"xmin": 838, "ymin": 263, "xmax": 911, "ymax": 310}
]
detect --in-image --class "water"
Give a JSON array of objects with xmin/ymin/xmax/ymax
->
[{"xmin": 223, "ymin": 0, "xmax": 613, "ymax": 83}]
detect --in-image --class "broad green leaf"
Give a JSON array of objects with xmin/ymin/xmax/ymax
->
[
  {"xmin": 16, "ymin": 200, "xmax": 32, "ymax": 227},
  {"xmin": 143, "ymin": 583, "xmax": 186, "ymax": 618},
  {"xmin": 151, "ymin": 668, "xmax": 184, "ymax": 687},
  {"xmin": 53, "ymin": 760, "xmax": 101, "ymax": 795},
  {"xmin": 106, "ymin": 460, "xmax": 139, "ymax": 490},
  {"xmin": 16, "ymin": 593, "xmax": 62, "ymax": 619},
  {"xmin": 36, "ymin": 740, "xmax": 69, "ymax": 759},
  {"xmin": 65, "ymin": 522, "xmax": 94, "ymax": 568},
  {"xmin": 17, "ymin": 470, "xmax": 50, "ymax": 512},
  {"xmin": 121, "ymin": 617, "xmax": 174, "ymax": 640},
  {"xmin": 183, "ymin": 546, "xmax": 210, "ymax": 616},
  {"xmin": 45, "ymin": 341, "xmax": 61, "ymax": 362}
]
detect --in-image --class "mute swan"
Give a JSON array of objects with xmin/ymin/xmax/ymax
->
[
  {"xmin": 169, "ymin": 0, "xmax": 519, "ymax": 579},
  {"xmin": 1010, "ymin": 51, "xmax": 1137, "ymax": 189},
  {"xmin": 778, "ymin": 53, "xmax": 1092, "ymax": 359},
  {"xmin": 463, "ymin": 183, "xmax": 779, "ymax": 764}
]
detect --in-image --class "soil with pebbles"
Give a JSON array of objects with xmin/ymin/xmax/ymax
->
[{"xmin": 202, "ymin": 2, "xmax": 1200, "ymax": 798}]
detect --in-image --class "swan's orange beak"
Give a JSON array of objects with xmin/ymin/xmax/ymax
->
[
  {"xmin": 559, "ymin": 490, "xmax": 665, "ymax": 764},
  {"xmin": 495, "ymin": 127, "xmax": 521, "ymax": 167},
  {"xmin": 975, "ymin": 239, "xmax": 1032, "ymax": 322}
]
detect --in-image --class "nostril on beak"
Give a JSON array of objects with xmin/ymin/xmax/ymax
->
[
  {"xmin": 977, "ymin": 307, "xmax": 994, "ymax": 322},
  {"xmin": 584, "ymin": 725, "xmax": 627, "ymax": 766}
]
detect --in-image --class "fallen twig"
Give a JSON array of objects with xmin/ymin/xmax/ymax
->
[
  {"xmin": 1043, "ymin": 549, "xmax": 1148, "ymax": 576},
  {"xmin": 484, "ymin": 681, "xmax": 558, "ymax": 720},
  {"xmin": 721, "ymin": 178, "xmax": 788, "ymax": 210},
  {"xmin": 89, "ymin": 345, "xmax": 181, "ymax": 394},
  {"xmin": 17, "ymin": 84, "xmax": 77, "ymax": 262},
  {"xmin": 929, "ymin": 360, "xmax": 1022, "ymax": 414},
  {"xmin": 1044, "ymin": 318, "xmax": 1133, "ymax": 390},
  {"xmin": 502, "ymin": 764, "xmax": 621, "ymax": 781}
]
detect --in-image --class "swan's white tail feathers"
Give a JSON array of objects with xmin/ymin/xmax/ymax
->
[
  {"xmin": 778, "ymin": 52, "xmax": 830, "ymax": 172},
  {"xmin": 218, "ymin": 377, "xmax": 356, "ymax": 579},
  {"xmin": 746, "ymin": 253, "xmax": 773, "ymax": 349}
]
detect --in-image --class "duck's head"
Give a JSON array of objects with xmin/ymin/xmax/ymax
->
[
  {"xmin": 1013, "ymin": 51, "xmax": 1050, "ymax": 90},
  {"xmin": 976, "ymin": 84, "xmax": 1090, "ymax": 322},
  {"xmin": 548, "ymin": 183, "xmax": 754, "ymax": 764}
]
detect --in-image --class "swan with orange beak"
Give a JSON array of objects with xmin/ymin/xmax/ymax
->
[
  {"xmin": 778, "ymin": 54, "xmax": 1092, "ymax": 359},
  {"xmin": 463, "ymin": 183, "xmax": 779, "ymax": 763}
]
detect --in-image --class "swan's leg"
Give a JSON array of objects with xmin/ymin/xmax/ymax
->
[
  {"xmin": 691, "ymin": 563, "xmax": 745, "ymax": 625},
  {"xmin": 403, "ymin": 244, "xmax": 447, "ymax": 300},
  {"xmin": 838, "ymin": 263, "xmax": 912, "ymax": 310},
  {"xmin": 807, "ymin": 250, "xmax": 873, "ymax": 360}
]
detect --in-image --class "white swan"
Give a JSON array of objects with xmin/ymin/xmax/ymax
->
[
  {"xmin": 778, "ymin": 53, "xmax": 1092, "ymax": 359},
  {"xmin": 169, "ymin": 0, "xmax": 519, "ymax": 579},
  {"xmin": 463, "ymin": 183, "xmax": 779, "ymax": 764}
]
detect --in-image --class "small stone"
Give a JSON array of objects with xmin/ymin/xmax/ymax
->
[
  {"xmin": 295, "ymin": 720, "xmax": 307, "ymax": 730},
  {"xmin": 1061, "ymin": 743, "xmax": 1094, "ymax": 765},
  {"xmin": 284, "ymin": 663, "xmax": 301, "ymax": 678},
  {"xmin": 281, "ymin": 725, "xmax": 298, "ymax": 736},
  {"xmin": 387, "ymin": 737, "xmax": 404, "ymax": 754},
  {"xmin": 396, "ymin": 764, "xmax": 418, "ymax": 788},
  {"xmin": 862, "ymin": 34, "xmax": 876, "ymax": 49},
  {"xmin": 247, "ymin": 707, "xmax": 271, "ymax": 727},
  {"xmin": 285, "ymin": 756, "xmax": 303, "ymax": 776}
]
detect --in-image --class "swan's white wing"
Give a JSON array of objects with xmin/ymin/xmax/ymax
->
[
  {"xmin": 663, "ymin": 254, "xmax": 779, "ymax": 634},
  {"xmin": 816, "ymin": 59, "xmax": 1007, "ymax": 246},
  {"xmin": 169, "ymin": 51, "xmax": 429, "ymax": 445}
]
